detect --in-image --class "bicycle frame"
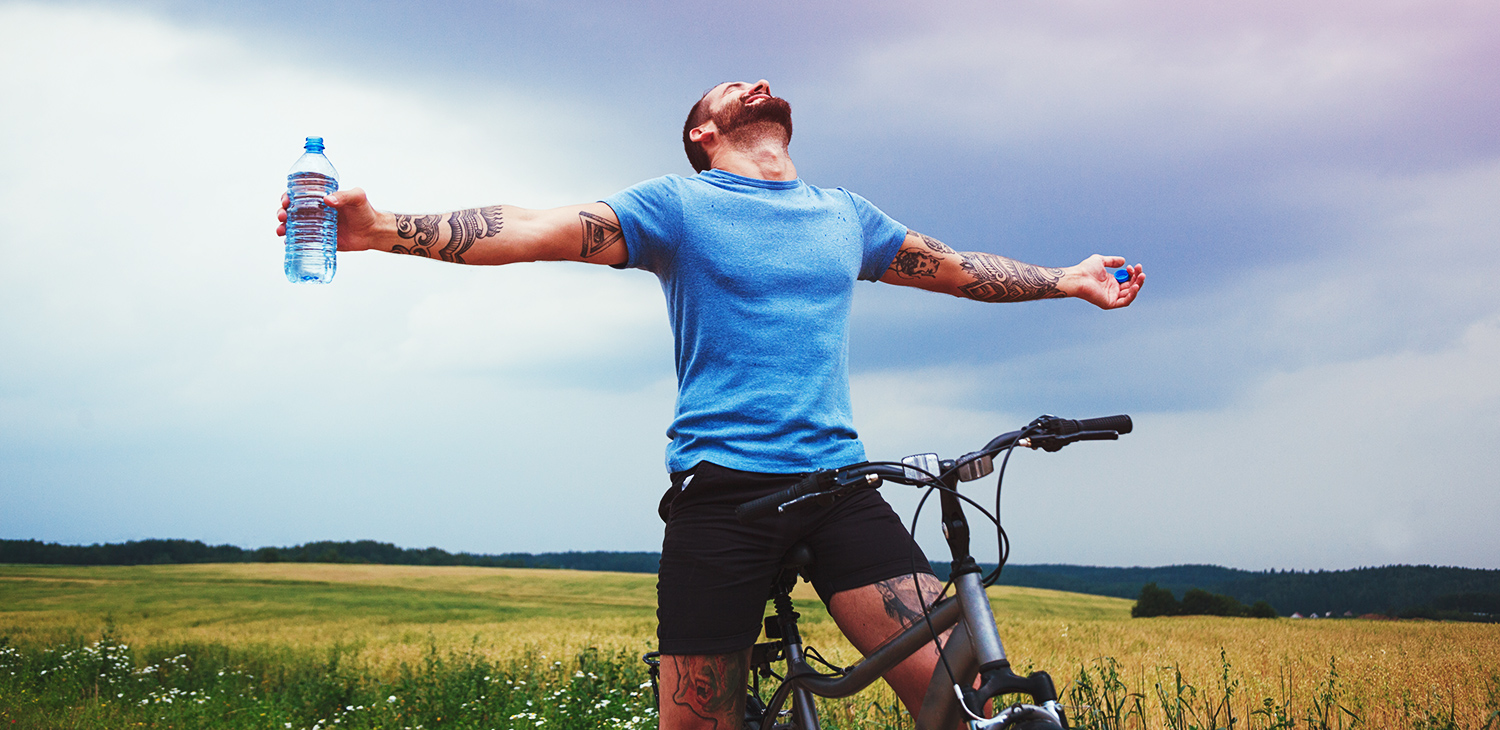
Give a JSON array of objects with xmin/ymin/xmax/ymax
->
[
  {"xmin": 751, "ymin": 479, "xmax": 1065, "ymax": 730},
  {"xmin": 658, "ymin": 415, "xmax": 1131, "ymax": 730}
]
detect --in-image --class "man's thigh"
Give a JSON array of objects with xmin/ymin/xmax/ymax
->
[
  {"xmin": 658, "ymin": 650, "xmax": 751, "ymax": 730},
  {"xmin": 827, "ymin": 572, "xmax": 947, "ymax": 715}
]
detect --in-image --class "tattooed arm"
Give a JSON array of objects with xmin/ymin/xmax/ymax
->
[
  {"xmin": 275, "ymin": 188, "xmax": 627, "ymax": 266},
  {"xmin": 879, "ymin": 230, "xmax": 1144, "ymax": 310}
]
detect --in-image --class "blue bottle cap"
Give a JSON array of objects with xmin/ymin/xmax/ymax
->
[
  {"xmin": 1113, "ymin": 268, "xmax": 1130, "ymax": 284},
  {"xmin": 304, "ymin": 136, "xmax": 325, "ymax": 153}
]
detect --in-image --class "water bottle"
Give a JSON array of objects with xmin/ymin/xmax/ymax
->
[{"xmin": 285, "ymin": 136, "xmax": 339, "ymax": 283}]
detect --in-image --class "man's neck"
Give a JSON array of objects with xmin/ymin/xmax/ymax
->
[{"xmin": 708, "ymin": 124, "xmax": 798, "ymax": 181}]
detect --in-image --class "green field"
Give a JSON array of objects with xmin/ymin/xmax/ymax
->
[{"xmin": 2, "ymin": 563, "xmax": 1497, "ymax": 729}]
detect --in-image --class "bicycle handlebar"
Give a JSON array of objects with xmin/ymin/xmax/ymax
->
[
  {"xmin": 736, "ymin": 414, "xmax": 1132, "ymax": 523},
  {"xmin": 736, "ymin": 471, "xmax": 829, "ymax": 522}
]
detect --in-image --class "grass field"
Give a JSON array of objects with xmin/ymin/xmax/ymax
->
[{"xmin": 2, "ymin": 562, "xmax": 1498, "ymax": 729}]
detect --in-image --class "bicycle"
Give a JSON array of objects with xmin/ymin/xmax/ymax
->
[{"xmin": 644, "ymin": 413, "xmax": 1132, "ymax": 730}]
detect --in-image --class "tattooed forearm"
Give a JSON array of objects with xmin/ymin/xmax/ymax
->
[
  {"xmin": 578, "ymin": 211, "xmax": 623, "ymax": 258},
  {"xmin": 444, "ymin": 206, "xmax": 504, "ymax": 263},
  {"xmin": 958, "ymin": 252, "xmax": 1066, "ymax": 302},
  {"xmin": 392, "ymin": 214, "xmax": 441, "ymax": 258},
  {"xmin": 667, "ymin": 653, "xmax": 748, "ymax": 730},
  {"xmin": 392, "ymin": 207, "xmax": 503, "ymax": 263},
  {"xmin": 890, "ymin": 248, "xmax": 942, "ymax": 279}
]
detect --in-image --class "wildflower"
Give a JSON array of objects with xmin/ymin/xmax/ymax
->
[{"xmin": 388, "ymin": 695, "xmax": 397, "ymax": 703}]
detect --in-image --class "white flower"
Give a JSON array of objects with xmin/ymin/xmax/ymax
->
[{"xmin": 388, "ymin": 695, "xmax": 398, "ymax": 703}]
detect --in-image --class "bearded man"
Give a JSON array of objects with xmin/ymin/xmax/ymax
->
[{"xmin": 277, "ymin": 79, "xmax": 1143, "ymax": 730}]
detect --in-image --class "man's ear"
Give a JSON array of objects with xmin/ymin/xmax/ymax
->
[{"xmin": 688, "ymin": 121, "xmax": 717, "ymax": 146}]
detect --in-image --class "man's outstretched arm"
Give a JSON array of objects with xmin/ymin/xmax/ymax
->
[
  {"xmin": 276, "ymin": 189, "xmax": 628, "ymax": 267},
  {"xmin": 879, "ymin": 230, "xmax": 1143, "ymax": 309}
]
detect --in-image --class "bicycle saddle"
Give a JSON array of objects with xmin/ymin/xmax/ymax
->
[
  {"xmin": 780, "ymin": 542, "xmax": 814, "ymax": 571},
  {"xmin": 769, "ymin": 542, "xmax": 816, "ymax": 600}
]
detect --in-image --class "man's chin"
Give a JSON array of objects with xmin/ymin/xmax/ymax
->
[{"xmin": 721, "ymin": 98, "xmax": 794, "ymax": 141}]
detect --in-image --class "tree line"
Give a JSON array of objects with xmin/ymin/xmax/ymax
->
[
  {"xmin": 0, "ymin": 538, "xmax": 660, "ymax": 574},
  {"xmin": 1131, "ymin": 582, "xmax": 1279, "ymax": 618},
  {"xmin": 5, "ymin": 538, "xmax": 1495, "ymax": 620}
]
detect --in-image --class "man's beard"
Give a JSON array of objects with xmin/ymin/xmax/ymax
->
[{"xmin": 714, "ymin": 95, "xmax": 793, "ymax": 145}]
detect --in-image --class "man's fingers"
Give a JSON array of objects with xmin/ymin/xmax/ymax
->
[
  {"xmin": 1096, "ymin": 255, "xmax": 1126, "ymax": 269},
  {"xmin": 325, "ymin": 187, "xmax": 367, "ymax": 209}
]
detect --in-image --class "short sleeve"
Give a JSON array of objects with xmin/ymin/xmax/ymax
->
[
  {"xmin": 842, "ymin": 189, "xmax": 908, "ymax": 281},
  {"xmin": 603, "ymin": 176, "xmax": 686, "ymax": 274}
]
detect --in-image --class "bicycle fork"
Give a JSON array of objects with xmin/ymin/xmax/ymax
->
[{"xmin": 921, "ymin": 474, "xmax": 1066, "ymax": 730}]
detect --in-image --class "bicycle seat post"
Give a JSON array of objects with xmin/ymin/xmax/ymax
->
[{"xmin": 769, "ymin": 545, "xmax": 820, "ymax": 730}]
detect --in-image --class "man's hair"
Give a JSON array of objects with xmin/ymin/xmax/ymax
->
[{"xmin": 682, "ymin": 88, "xmax": 715, "ymax": 173}]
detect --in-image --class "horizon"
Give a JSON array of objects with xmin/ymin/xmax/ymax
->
[{"xmin": 8, "ymin": 536, "xmax": 1497, "ymax": 574}]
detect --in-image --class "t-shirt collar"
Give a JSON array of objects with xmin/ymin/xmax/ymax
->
[{"xmin": 700, "ymin": 168, "xmax": 802, "ymax": 190}]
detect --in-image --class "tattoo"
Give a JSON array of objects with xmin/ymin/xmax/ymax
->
[
  {"xmin": 958, "ymin": 252, "xmax": 1066, "ymax": 302},
  {"xmin": 393, "ymin": 214, "xmax": 441, "ymax": 258},
  {"xmin": 890, "ymin": 248, "xmax": 942, "ymax": 279},
  {"xmin": 876, "ymin": 577, "xmax": 929, "ymax": 629},
  {"xmin": 394, "ymin": 208, "xmax": 502, "ymax": 263},
  {"xmin": 668, "ymin": 653, "xmax": 747, "ymax": 730},
  {"xmin": 578, "ymin": 211, "xmax": 623, "ymax": 258},
  {"xmin": 444, "ymin": 209, "xmax": 483, "ymax": 263},
  {"xmin": 916, "ymin": 232, "xmax": 955, "ymax": 254}
]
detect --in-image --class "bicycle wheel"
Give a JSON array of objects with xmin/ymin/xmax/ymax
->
[{"xmin": 988, "ymin": 704, "xmax": 1064, "ymax": 729}]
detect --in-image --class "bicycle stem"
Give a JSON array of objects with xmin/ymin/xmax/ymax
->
[{"xmin": 937, "ymin": 465, "xmax": 1009, "ymax": 668}]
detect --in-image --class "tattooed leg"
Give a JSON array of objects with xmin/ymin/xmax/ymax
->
[
  {"xmin": 828, "ymin": 574, "xmax": 948, "ymax": 716},
  {"xmin": 659, "ymin": 651, "xmax": 750, "ymax": 730}
]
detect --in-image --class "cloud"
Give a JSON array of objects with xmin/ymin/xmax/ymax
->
[
  {"xmin": 2, "ymin": 1, "xmax": 1495, "ymax": 570},
  {"xmin": 0, "ymin": 3, "xmax": 674, "ymax": 550},
  {"xmin": 854, "ymin": 311, "xmax": 1500, "ymax": 570},
  {"xmin": 824, "ymin": 0, "xmax": 1500, "ymax": 166}
]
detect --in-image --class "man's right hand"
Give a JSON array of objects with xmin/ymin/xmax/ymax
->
[{"xmin": 276, "ymin": 187, "xmax": 387, "ymax": 252}]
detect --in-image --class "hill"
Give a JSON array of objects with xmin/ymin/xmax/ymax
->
[{"xmin": 4, "ymin": 538, "xmax": 1496, "ymax": 617}]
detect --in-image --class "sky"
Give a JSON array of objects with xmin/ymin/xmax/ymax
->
[{"xmin": 1, "ymin": 0, "xmax": 1496, "ymax": 571}]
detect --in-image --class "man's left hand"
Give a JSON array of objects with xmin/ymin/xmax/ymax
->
[{"xmin": 1060, "ymin": 255, "xmax": 1144, "ymax": 310}]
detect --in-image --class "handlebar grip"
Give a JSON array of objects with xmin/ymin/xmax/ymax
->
[
  {"xmin": 735, "ymin": 472, "xmax": 826, "ymax": 523},
  {"xmin": 1076, "ymin": 414, "xmax": 1132, "ymax": 435}
]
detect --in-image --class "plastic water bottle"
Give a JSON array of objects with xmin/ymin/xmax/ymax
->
[{"xmin": 285, "ymin": 137, "xmax": 339, "ymax": 283}]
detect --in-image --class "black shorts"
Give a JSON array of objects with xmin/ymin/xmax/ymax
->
[{"xmin": 656, "ymin": 461, "xmax": 934, "ymax": 656}]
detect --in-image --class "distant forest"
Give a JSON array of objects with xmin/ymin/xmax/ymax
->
[{"xmin": 4, "ymin": 538, "xmax": 1497, "ymax": 619}]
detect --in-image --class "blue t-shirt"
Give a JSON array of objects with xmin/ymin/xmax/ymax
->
[{"xmin": 605, "ymin": 169, "xmax": 907, "ymax": 474}]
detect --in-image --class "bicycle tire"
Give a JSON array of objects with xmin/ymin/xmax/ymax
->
[{"xmin": 990, "ymin": 705, "xmax": 1064, "ymax": 729}]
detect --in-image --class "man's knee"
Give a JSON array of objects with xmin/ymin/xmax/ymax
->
[{"xmin": 658, "ymin": 650, "xmax": 750, "ymax": 730}]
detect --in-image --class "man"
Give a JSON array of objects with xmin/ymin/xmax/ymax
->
[{"xmin": 276, "ymin": 79, "xmax": 1142, "ymax": 730}]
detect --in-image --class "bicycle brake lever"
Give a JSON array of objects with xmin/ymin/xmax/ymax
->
[{"xmin": 1020, "ymin": 430, "xmax": 1118, "ymax": 452}]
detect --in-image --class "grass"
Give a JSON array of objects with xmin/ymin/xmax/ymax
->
[{"xmin": 2, "ymin": 563, "xmax": 1499, "ymax": 729}]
